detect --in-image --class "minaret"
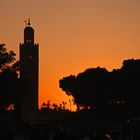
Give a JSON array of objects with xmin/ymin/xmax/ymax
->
[{"xmin": 20, "ymin": 19, "xmax": 39, "ymax": 120}]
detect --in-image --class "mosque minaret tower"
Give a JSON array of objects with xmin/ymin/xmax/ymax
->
[{"xmin": 20, "ymin": 19, "xmax": 39, "ymax": 120}]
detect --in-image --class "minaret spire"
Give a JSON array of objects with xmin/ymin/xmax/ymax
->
[
  {"xmin": 20, "ymin": 20, "xmax": 39, "ymax": 121},
  {"xmin": 24, "ymin": 19, "xmax": 34, "ymax": 44},
  {"xmin": 28, "ymin": 18, "xmax": 31, "ymax": 26}
]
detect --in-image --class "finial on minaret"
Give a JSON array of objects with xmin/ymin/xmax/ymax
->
[
  {"xmin": 28, "ymin": 18, "xmax": 31, "ymax": 26},
  {"xmin": 24, "ymin": 18, "xmax": 31, "ymax": 27}
]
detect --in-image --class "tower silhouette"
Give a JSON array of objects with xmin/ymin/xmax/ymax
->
[{"xmin": 20, "ymin": 19, "xmax": 39, "ymax": 120}]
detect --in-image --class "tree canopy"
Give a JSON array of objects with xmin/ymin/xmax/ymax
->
[
  {"xmin": 0, "ymin": 44, "xmax": 25, "ymax": 114},
  {"xmin": 0, "ymin": 44, "xmax": 16, "ymax": 70},
  {"xmin": 59, "ymin": 59, "xmax": 140, "ymax": 116}
]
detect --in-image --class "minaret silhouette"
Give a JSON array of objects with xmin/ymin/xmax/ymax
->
[{"xmin": 20, "ymin": 19, "xmax": 39, "ymax": 120}]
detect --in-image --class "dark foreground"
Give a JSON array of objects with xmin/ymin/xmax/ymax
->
[{"xmin": 0, "ymin": 110, "xmax": 140, "ymax": 140}]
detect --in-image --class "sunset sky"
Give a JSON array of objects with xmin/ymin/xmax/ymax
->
[{"xmin": 0, "ymin": 0, "xmax": 140, "ymax": 109}]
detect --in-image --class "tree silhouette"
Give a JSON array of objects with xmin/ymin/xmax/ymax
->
[
  {"xmin": 59, "ymin": 59, "xmax": 140, "ymax": 117},
  {"xmin": 0, "ymin": 44, "xmax": 16, "ymax": 70},
  {"xmin": 60, "ymin": 67, "xmax": 109, "ymax": 111},
  {"xmin": 52, "ymin": 103, "xmax": 58, "ymax": 111},
  {"xmin": 41, "ymin": 102, "xmax": 47, "ymax": 109},
  {"xmin": 0, "ymin": 68, "xmax": 17, "ymax": 110},
  {"xmin": 62, "ymin": 101, "xmax": 67, "ymax": 110},
  {"xmin": 0, "ymin": 44, "xmax": 27, "ymax": 121}
]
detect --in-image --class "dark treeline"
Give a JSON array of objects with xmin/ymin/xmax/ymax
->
[
  {"xmin": 0, "ymin": 43, "xmax": 140, "ymax": 139},
  {"xmin": 0, "ymin": 44, "xmax": 27, "ymax": 120},
  {"xmin": 59, "ymin": 59, "xmax": 140, "ymax": 119},
  {"xmin": 41, "ymin": 100, "xmax": 69, "ymax": 111}
]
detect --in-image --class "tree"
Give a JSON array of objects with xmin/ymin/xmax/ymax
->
[
  {"xmin": 52, "ymin": 103, "xmax": 58, "ymax": 111},
  {"xmin": 0, "ymin": 44, "xmax": 16, "ymax": 70},
  {"xmin": 0, "ymin": 44, "xmax": 27, "ymax": 120},
  {"xmin": 62, "ymin": 101, "xmax": 67, "ymax": 110},
  {"xmin": 0, "ymin": 68, "xmax": 18, "ymax": 110},
  {"xmin": 59, "ymin": 67, "xmax": 109, "ymax": 111},
  {"xmin": 59, "ymin": 59, "xmax": 140, "ymax": 117}
]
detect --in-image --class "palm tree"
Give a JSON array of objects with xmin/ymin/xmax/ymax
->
[
  {"xmin": 52, "ymin": 103, "xmax": 58, "ymax": 111},
  {"xmin": 62, "ymin": 101, "xmax": 67, "ymax": 110},
  {"xmin": 69, "ymin": 99, "xmax": 72, "ymax": 111},
  {"xmin": 46, "ymin": 100, "xmax": 51, "ymax": 110},
  {"xmin": 41, "ymin": 102, "xmax": 47, "ymax": 109},
  {"xmin": 58, "ymin": 103, "xmax": 62, "ymax": 111}
]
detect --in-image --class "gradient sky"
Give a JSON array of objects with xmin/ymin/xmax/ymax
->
[{"xmin": 0, "ymin": 0, "xmax": 140, "ymax": 109}]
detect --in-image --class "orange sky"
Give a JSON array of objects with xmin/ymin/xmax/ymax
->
[{"xmin": 0, "ymin": 0, "xmax": 140, "ymax": 109}]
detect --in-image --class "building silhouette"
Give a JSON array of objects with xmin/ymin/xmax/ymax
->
[{"xmin": 20, "ymin": 19, "xmax": 39, "ymax": 120}]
